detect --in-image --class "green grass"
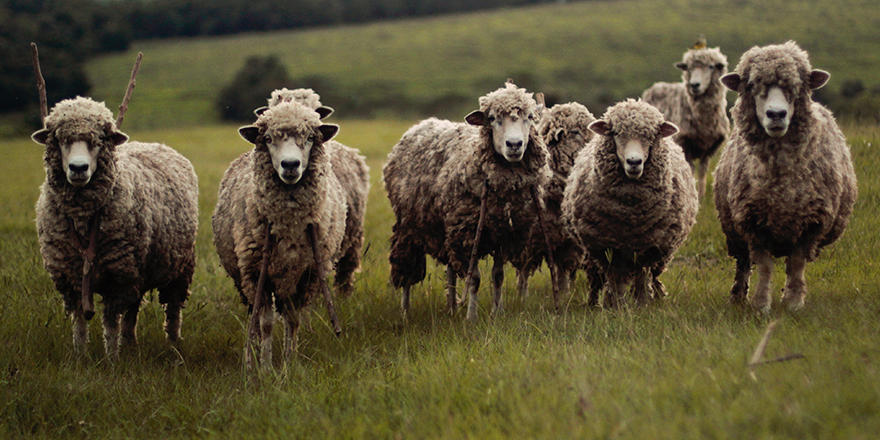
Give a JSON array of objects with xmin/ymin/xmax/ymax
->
[
  {"xmin": 80, "ymin": 0, "xmax": 880, "ymax": 129},
  {"xmin": 0, "ymin": 120, "xmax": 878, "ymax": 439}
]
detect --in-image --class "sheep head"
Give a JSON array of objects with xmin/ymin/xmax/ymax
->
[
  {"xmin": 240, "ymin": 101, "xmax": 338, "ymax": 185},
  {"xmin": 675, "ymin": 46, "xmax": 728, "ymax": 98},
  {"xmin": 589, "ymin": 99, "xmax": 678, "ymax": 180},
  {"xmin": 721, "ymin": 41, "xmax": 829, "ymax": 139},
  {"xmin": 31, "ymin": 97, "xmax": 128, "ymax": 188},
  {"xmin": 465, "ymin": 81, "xmax": 543, "ymax": 163}
]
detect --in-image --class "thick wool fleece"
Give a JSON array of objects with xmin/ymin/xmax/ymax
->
[
  {"xmin": 384, "ymin": 83, "xmax": 552, "ymax": 289},
  {"xmin": 562, "ymin": 99, "xmax": 697, "ymax": 279},
  {"xmin": 514, "ymin": 102, "xmax": 596, "ymax": 275},
  {"xmin": 36, "ymin": 97, "xmax": 198, "ymax": 315},
  {"xmin": 268, "ymin": 88, "xmax": 323, "ymax": 110},
  {"xmin": 713, "ymin": 41, "xmax": 857, "ymax": 262},
  {"xmin": 326, "ymin": 141, "xmax": 370, "ymax": 291},
  {"xmin": 642, "ymin": 47, "xmax": 730, "ymax": 163},
  {"xmin": 213, "ymin": 102, "xmax": 347, "ymax": 311}
]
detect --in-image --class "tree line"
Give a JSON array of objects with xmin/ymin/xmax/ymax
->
[{"xmin": 0, "ymin": 0, "xmax": 558, "ymax": 120}]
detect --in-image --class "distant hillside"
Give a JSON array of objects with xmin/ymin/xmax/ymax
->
[{"xmin": 85, "ymin": 0, "xmax": 880, "ymax": 129}]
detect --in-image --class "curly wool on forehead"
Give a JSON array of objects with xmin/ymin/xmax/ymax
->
[
  {"xmin": 268, "ymin": 88, "xmax": 323, "ymax": 110},
  {"xmin": 478, "ymin": 82, "xmax": 537, "ymax": 116},
  {"xmin": 549, "ymin": 102, "xmax": 594, "ymax": 127},
  {"xmin": 601, "ymin": 99, "xmax": 667, "ymax": 139},
  {"xmin": 255, "ymin": 101, "xmax": 322, "ymax": 134},
  {"xmin": 44, "ymin": 96, "xmax": 116, "ymax": 140},
  {"xmin": 736, "ymin": 41, "xmax": 812, "ymax": 92},
  {"xmin": 682, "ymin": 47, "xmax": 728, "ymax": 68}
]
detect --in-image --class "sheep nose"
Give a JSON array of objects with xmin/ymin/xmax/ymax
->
[
  {"xmin": 626, "ymin": 158, "xmax": 643, "ymax": 167},
  {"xmin": 690, "ymin": 82, "xmax": 701, "ymax": 91},
  {"xmin": 69, "ymin": 162, "xmax": 89, "ymax": 173},
  {"xmin": 281, "ymin": 159, "xmax": 301, "ymax": 171},
  {"xmin": 506, "ymin": 139, "xmax": 523, "ymax": 149},
  {"xmin": 766, "ymin": 109, "xmax": 787, "ymax": 121}
]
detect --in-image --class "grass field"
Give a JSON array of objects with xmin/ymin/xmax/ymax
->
[
  {"xmin": 80, "ymin": 0, "xmax": 880, "ymax": 129},
  {"xmin": 0, "ymin": 119, "xmax": 878, "ymax": 439}
]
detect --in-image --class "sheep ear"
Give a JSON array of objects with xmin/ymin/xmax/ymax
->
[
  {"xmin": 675, "ymin": 62, "xmax": 688, "ymax": 71},
  {"xmin": 316, "ymin": 106, "xmax": 334, "ymax": 119},
  {"xmin": 588, "ymin": 120, "xmax": 611, "ymax": 136},
  {"xmin": 659, "ymin": 121, "xmax": 679, "ymax": 138},
  {"xmin": 720, "ymin": 73, "xmax": 741, "ymax": 91},
  {"xmin": 552, "ymin": 128, "xmax": 564, "ymax": 143},
  {"xmin": 239, "ymin": 126, "xmax": 261, "ymax": 144},
  {"xmin": 318, "ymin": 124, "xmax": 339, "ymax": 142},
  {"xmin": 465, "ymin": 110, "xmax": 487, "ymax": 126},
  {"xmin": 253, "ymin": 106, "xmax": 269, "ymax": 117},
  {"xmin": 109, "ymin": 131, "xmax": 129, "ymax": 146},
  {"xmin": 809, "ymin": 70, "xmax": 830, "ymax": 90},
  {"xmin": 32, "ymin": 128, "xmax": 50, "ymax": 145}
]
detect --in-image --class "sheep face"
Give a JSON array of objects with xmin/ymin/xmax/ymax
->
[
  {"xmin": 32, "ymin": 127, "xmax": 129, "ymax": 188},
  {"xmin": 754, "ymin": 86, "xmax": 794, "ymax": 138},
  {"xmin": 589, "ymin": 116, "xmax": 678, "ymax": 180},
  {"xmin": 466, "ymin": 107, "xmax": 540, "ymax": 163},
  {"xmin": 677, "ymin": 62, "xmax": 723, "ymax": 97},
  {"xmin": 239, "ymin": 123, "xmax": 339, "ymax": 185}
]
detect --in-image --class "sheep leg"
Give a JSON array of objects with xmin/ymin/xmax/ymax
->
[
  {"xmin": 696, "ymin": 157, "xmax": 710, "ymax": 201},
  {"xmin": 465, "ymin": 182, "xmax": 489, "ymax": 322},
  {"xmin": 71, "ymin": 308, "xmax": 88, "ymax": 354},
  {"xmin": 102, "ymin": 307, "xmax": 121, "ymax": 360},
  {"xmin": 586, "ymin": 264, "xmax": 604, "ymax": 307},
  {"xmin": 401, "ymin": 285, "xmax": 412, "ymax": 317},
  {"xmin": 164, "ymin": 301, "xmax": 182, "ymax": 343},
  {"xmin": 729, "ymin": 254, "xmax": 752, "ymax": 305},
  {"xmin": 751, "ymin": 250, "xmax": 774, "ymax": 314},
  {"xmin": 259, "ymin": 305, "xmax": 275, "ymax": 368},
  {"xmin": 247, "ymin": 223, "xmax": 273, "ymax": 370},
  {"xmin": 280, "ymin": 304, "xmax": 300, "ymax": 364},
  {"xmin": 120, "ymin": 300, "xmax": 140, "ymax": 348},
  {"xmin": 782, "ymin": 252, "xmax": 807, "ymax": 312},
  {"xmin": 516, "ymin": 269, "xmax": 530, "ymax": 298},
  {"xmin": 491, "ymin": 255, "xmax": 504, "ymax": 317},
  {"xmin": 446, "ymin": 266, "xmax": 457, "ymax": 315},
  {"xmin": 530, "ymin": 185, "xmax": 560, "ymax": 312},
  {"xmin": 603, "ymin": 272, "xmax": 626, "ymax": 309},
  {"xmin": 632, "ymin": 268, "xmax": 652, "ymax": 305}
]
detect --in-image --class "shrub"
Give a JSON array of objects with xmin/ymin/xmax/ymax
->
[{"xmin": 216, "ymin": 55, "xmax": 293, "ymax": 122}]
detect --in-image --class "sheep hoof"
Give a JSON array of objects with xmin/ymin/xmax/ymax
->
[
  {"xmin": 782, "ymin": 292, "xmax": 805, "ymax": 312},
  {"xmin": 728, "ymin": 293, "xmax": 749, "ymax": 306},
  {"xmin": 751, "ymin": 300, "xmax": 772, "ymax": 315}
]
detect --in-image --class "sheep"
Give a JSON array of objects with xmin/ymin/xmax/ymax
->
[
  {"xmin": 32, "ymin": 96, "xmax": 198, "ymax": 358},
  {"xmin": 212, "ymin": 100, "xmax": 365, "ymax": 369},
  {"xmin": 562, "ymin": 99, "xmax": 698, "ymax": 307},
  {"xmin": 258, "ymin": 87, "xmax": 370, "ymax": 296},
  {"xmin": 383, "ymin": 81, "xmax": 554, "ymax": 321},
  {"xmin": 713, "ymin": 41, "xmax": 857, "ymax": 314},
  {"xmin": 641, "ymin": 39, "xmax": 730, "ymax": 201},
  {"xmin": 513, "ymin": 101, "xmax": 596, "ymax": 298}
]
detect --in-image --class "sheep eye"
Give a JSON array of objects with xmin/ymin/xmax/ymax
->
[
  {"xmin": 488, "ymin": 116, "xmax": 496, "ymax": 123},
  {"xmin": 570, "ymin": 130, "xmax": 580, "ymax": 135},
  {"xmin": 262, "ymin": 135, "xmax": 272, "ymax": 144},
  {"xmin": 307, "ymin": 135, "xmax": 316, "ymax": 142}
]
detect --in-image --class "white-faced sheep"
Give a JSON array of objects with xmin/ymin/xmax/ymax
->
[
  {"xmin": 513, "ymin": 102, "xmax": 596, "ymax": 298},
  {"xmin": 642, "ymin": 40, "xmax": 730, "ymax": 201},
  {"xmin": 713, "ymin": 41, "xmax": 857, "ymax": 314},
  {"xmin": 383, "ymin": 81, "xmax": 553, "ymax": 321},
  {"xmin": 562, "ymin": 99, "xmax": 698, "ymax": 307},
  {"xmin": 212, "ymin": 101, "xmax": 366, "ymax": 369},
  {"xmin": 32, "ymin": 97, "xmax": 198, "ymax": 358},
  {"xmin": 258, "ymin": 87, "xmax": 370, "ymax": 296}
]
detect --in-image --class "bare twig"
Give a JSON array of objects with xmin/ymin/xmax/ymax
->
[
  {"xmin": 309, "ymin": 223, "xmax": 342, "ymax": 336},
  {"xmin": 248, "ymin": 221, "xmax": 273, "ymax": 363},
  {"xmin": 535, "ymin": 92, "xmax": 545, "ymax": 107},
  {"xmin": 749, "ymin": 353, "xmax": 805, "ymax": 367},
  {"xmin": 464, "ymin": 182, "xmax": 490, "ymax": 316},
  {"xmin": 530, "ymin": 185, "xmax": 560, "ymax": 312},
  {"xmin": 749, "ymin": 320, "xmax": 778, "ymax": 366},
  {"xmin": 30, "ymin": 43, "xmax": 48, "ymax": 126},
  {"xmin": 116, "ymin": 52, "xmax": 143, "ymax": 129}
]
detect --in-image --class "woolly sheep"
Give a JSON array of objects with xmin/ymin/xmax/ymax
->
[
  {"xmin": 383, "ymin": 81, "xmax": 552, "ymax": 321},
  {"xmin": 514, "ymin": 102, "xmax": 596, "ymax": 298},
  {"xmin": 259, "ymin": 87, "xmax": 370, "ymax": 295},
  {"xmin": 32, "ymin": 96, "xmax": 198, "ymax": 358},
  {"xmin": 642, "ymin": 41, "xmax": 730, "ymax": 201},
  {"xmin": 212, "ymin": 101, "xmax": 364, "ymax": 369},
  {"xmin": 713, "ymin": 41, "xmax": 857, "ymax": 313},
  {"xmin": 562, "ymin": 99, "xmax": 698, "ymax": 306}
]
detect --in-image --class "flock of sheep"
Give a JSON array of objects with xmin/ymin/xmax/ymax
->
[{"xmin": 29, "ymin": 40, "xmax": 857, "ymax": 368}]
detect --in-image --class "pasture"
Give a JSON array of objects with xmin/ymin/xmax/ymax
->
[{"xmin": 0, "ymin": 119, "xmax": 878, "ymax": 438}]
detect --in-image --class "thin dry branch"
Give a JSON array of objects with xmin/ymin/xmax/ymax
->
[
  {"xmin": 116, "ymin": 52, "xmax": 143, "ymax": 129},
  {"xmin": 749, "ymin": 320, "xmax": 778, "ymax": 366},
  {"xmin": 30, "ymin": 43, "xmax": 48, "ymax": 127},
  {"xmin": 749, "ymin": 353, "xmax": 805, "ymax": 367},
  {"xmin": 309, "ymin": 223, "xmax": 342, "ymax": 336}
]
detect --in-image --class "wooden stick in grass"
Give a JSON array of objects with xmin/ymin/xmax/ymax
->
[
  {"xmin": 464, "ymin": 181, "xmax": 489, "ymax": 320},
  {"xmin": 749, "ymin": 320, "xmax": 777, "ymax": 366},
  {"xmin": 30, "ymin": 43, "xmax": 48, "ymax": 127},
  {"xmin": 309, "ymin": 223, "xmax": 342, "ymax": 336},
  {"xmin": 116, "ymin": 52, "xmax": 143, "ymax": 129}
]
